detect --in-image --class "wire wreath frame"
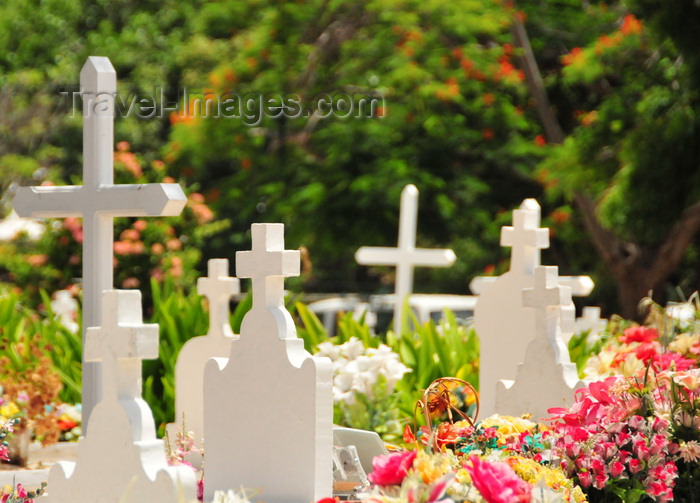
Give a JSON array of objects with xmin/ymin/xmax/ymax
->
[{"xmin": 413, "ymin": 377, "xmax": 480, "ymax": 451}]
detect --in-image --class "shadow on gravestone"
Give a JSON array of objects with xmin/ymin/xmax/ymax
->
[
  {"xmin": 166, "ymin": 259, "xmax": 240, "ymax": 469},
  {"xmin": 45, "ymin": 290, "xmax": 195, "ymax": 503},
  {"xmin": 203, "ymin": 224, "xmax": 333, "ymax": 503},
  {"xmin": 495, "ymin": 267, "xmax": 585, "ymax": 421}
]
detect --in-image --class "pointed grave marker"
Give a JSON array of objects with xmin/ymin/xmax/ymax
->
[
  {"xmin": 204, "ymin": 224, "xmax": 333, "ymax": 503},
  {"xmin": 495, "ymin": 267, "xmax": 584, "ymax": 420},
  {"xmin": 166, "ymin": 259, "xmax": 240, "ymax": 466},
  {"xmin": 46, "ymin": 290, "xmax": 195, "ymax": 503},
  {"xmin": 11, "ymin": 57, "xmax": 186, "ymax": 428},
  {"xmin": 355, "ymin": 184, "xmax": 456, "ymax": 334},
  {"xmin": 472, "ymin": 199, "xmax": 591, "ymax": 416}
]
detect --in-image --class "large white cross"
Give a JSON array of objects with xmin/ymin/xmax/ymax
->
[
  {"xmin": 501, "ymin": 198, "xmax": 549, "ymax": 275},
  {"xmin": 197, "ymin": 259, "xmax": 240, "ymax": 338},
  {"xmin": 11, "ymin": 57, "xmax": 186, "ymax": 428},
  {"xmin": 523, "ymin": 266, "xmax": 572, "ymax": 343},
  {"xmin": 236, "ymin": 224, "xmax": 300, "ymax": 311},
  {"xmin": 355, "ymin": 184, "xmax": 456, "ymax": 334},
  {"xmin": 84, "ymin": 290, "xmax": 159, "ymax": 407}
]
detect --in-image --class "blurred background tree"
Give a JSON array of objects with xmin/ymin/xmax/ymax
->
[{"xmin": 0, "ymin": 0, "xmax": 699, "ymax": 318}]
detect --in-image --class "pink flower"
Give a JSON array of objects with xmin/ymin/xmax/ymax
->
[
  {"xmin": 578, "ymin": 470, "xmax": 592, "ymax": 488},
  {"xmin": 368, "ymin": 450, "xmax": 417, "ymax": 486},
  {"xmin": 610, "ymin": 461, "xmax": 625, "ymax": 478},
  {"xmin": 629, "ymin": 458, "xmax": 643, "ymax": 474},
  {"xmin": 465, "ymin": 455, "xmax": 531, "ymax": 503}
]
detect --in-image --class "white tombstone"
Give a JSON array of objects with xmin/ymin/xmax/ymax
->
[
  {"xmin": 11, "ymin": 57, "xmax": 187, "ymax": 428},
  {"xmin": 495, "ymin": 267, "xmax": 584, "ymax": 420},
  {"xmin": 473, "ymin": 199, "xmax": 546, "ymax": 417},
  {"xmin": 355, "ymin": 184, "xmax": 456, "ymax": 334},
  {"xmin": 46, "ymin": 290, "xmax": 195, "ymax": 503},
  {"xmin": 51, "ymin": 290, "xmax": 79, "ymax": 333},
  {"xmin": 204, "ymin": 224, "xmax": 333, "ymax": 503},
  {"xmin": 166, "ymin": 259, "xmax": 239, "ymax": 467},
  {"xmin": 574, "ymin": 306, "xmax": 607, "ymax": 343}
]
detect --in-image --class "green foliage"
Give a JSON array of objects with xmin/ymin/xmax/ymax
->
[
  {"xmin": 142, "ymin": 277, "xmax": 208, "ymax": 433},
  {"xmin": 0, "ymin": 285, "xmax": 82, "ymax": 405},
  {"xmin": 389, "ymin": 309, "xmax": 479, "ymax": 418},
  {"xmin": 165, "ymin": 0, "xmax": 545, "ymax": 292},
  {"xmin": 296, "ymin": 302, "xmax": 479, "ymax": 434}
]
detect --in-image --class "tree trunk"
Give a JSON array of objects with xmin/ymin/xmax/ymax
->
[{"xmin": 574, "ymin": 192, "xmax": 700, "ymax": 320}]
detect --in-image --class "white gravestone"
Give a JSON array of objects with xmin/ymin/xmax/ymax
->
[
  {"xmin": 574, "ymin": 306, "xmax": 607, "ymax": 344},
  {"xmin": 472, "ymin": 199, "xmax": 592, "ymax": 416},
  {"xmin": 12, "ymin": 57, "xmax": 187, "ymax": 429},
  {"xmin": 46, "ymin": 290, "xmax": 195, "ymax": 503},
  {"xmin": 495, "ymin": 267, "xmax": 584, "ymax": 420},
  {"xmin": 204, "ymin": 224, "xmax": 333, "ymax": 503},
  {"xmin": 166, "ymin": 259, "xmax": 239, "ymax": 467},
  {"xmin": 355, "ymin": 184, "xmax": 456, "ymax": 334}
]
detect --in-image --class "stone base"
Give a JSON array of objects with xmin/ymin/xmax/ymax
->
[{"xmin": 0, "ymin": 441, "xmax": 79, "ymax": 490}]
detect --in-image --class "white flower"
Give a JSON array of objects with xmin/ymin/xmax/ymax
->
[
  {"xmin": 339, "ymin": 337, "xmax": 365, "ymax": 360},
  {"xmin": 316, "ymin": 340, "xmax": 341, "ymax": 361},
  {"xmin": 210, "ymin": 489, "xmax": 255, "ymax": 503}
]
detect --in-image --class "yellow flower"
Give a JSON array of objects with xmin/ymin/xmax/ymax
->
[
  {"xmin": 0, "ymin": 402, "xmax": 20, "ymax": 418},
  {"xmin": 414, "ymin": 451, "xmax": 451, "ymax": 484},
  {"xmin": 479, "ymin": 414, "xmax": 537, "ymax": 445},
  {"xmin": 668, "ymin": 333, "xmax": 700, "ymax": 356},
  {"xmin": 455, "ymin": 467, "xmax": 471, "ymax": 485}
]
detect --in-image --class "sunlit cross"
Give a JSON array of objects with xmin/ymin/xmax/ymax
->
[
  {"xmin": 84, "ymin": 289, "xmax": 159, "ymax": 441},
  {"xmin": 197, "ymin": 259, "xmax": 240, "ymax": 339},
  {"xmin": 12, "ymin": 57, "xmax": 186, "ymax": 429},
  {"xmin": 501, "ymin": 198, "xmax": 549, "ymax": 275},
  {"xmin": 355, "ymin": 184, "xmax": 456, "ymax": 334},
  {"xmin": 236, "ymin": 223, "xmax": 300, "ymax": 313}
]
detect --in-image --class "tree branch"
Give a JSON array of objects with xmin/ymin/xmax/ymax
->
[
  {"xmin": 511, "ymin": 9, "xmax": 565, "ymax": 144},
  {"xmin": 648, "ymin": 200, "xmax": 700, "ymax": 286}
]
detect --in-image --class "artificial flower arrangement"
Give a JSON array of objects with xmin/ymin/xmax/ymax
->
[
  {"xmin": 547, "ymin": 368, "xmax": 700, "ymax": 503},
  {"xmin": 0, "ymin": 418, "xmax": 46, "ymax": 503},
  {"xmin": 351, "ymin": 378, "xmax": 587, "ymax": 503}
]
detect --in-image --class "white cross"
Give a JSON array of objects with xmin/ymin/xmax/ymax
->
[
  {"xmin": 355, "ymin": 184, "xmax": 456, "ymax": 334},
  {"xmin": 523, "ymin": 266, "xmax": 572, "ymax": 341},
  {"xmin": 501, "ymin": 198, "xmax": 549, "ymax": 275},
  {"xmin": 575, "ymin": 306, "xmax": 606, "ymax": 338},
  {"xmin": 236, "ymin": 224, "xmax": 300, "ymax": 310},
  {"xmin": 197, "ymin": 259, "xmax": 240, "ymax": 338},
  {"xmin": 11, "ymin": 57, "xmax": 186, "ymax": 428},
  {"xmin": 84, "ymin": 290, "xmax": 158, "ymax": 405}
]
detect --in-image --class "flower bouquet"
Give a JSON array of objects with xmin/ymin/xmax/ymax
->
[
  {"xmin": 547, "ymin": 368, "xmax": 700, "ymax": 502},
  {"xmin": 353, "ymin": 378, "xmax": 586, "ymax": 503}
]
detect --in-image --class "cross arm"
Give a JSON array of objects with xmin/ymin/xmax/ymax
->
[
  {"xmin": 12, "ymin": 183, "xmax": 186, "ymax": 218},
  {"xmin": 355, "ymin": 247, "xmax": 456, "ymax": 267}
]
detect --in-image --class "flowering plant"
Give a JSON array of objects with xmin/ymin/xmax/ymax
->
[
  {"xmin": 315, "ymin": 337, "xmax": 410, "ymax": 438},
  {"xmin": 0, "ymin": 333, "xmax": 71, "ymax": 451},
  {"xmin": 582, "ymin": 297, "xmax": 699, "ymax": 381},
  {"xmin": 547, "ymin": 369, "xmax": 700, "ymax": 502}
]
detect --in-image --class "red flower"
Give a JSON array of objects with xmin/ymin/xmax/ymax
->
[
  {"xmin": 619, "ymin": 326, "xmax": 658, "ymax": 344},
  {"xmin": 368, "ymin": 450, "xmax": 417, "ymax": 486}
]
